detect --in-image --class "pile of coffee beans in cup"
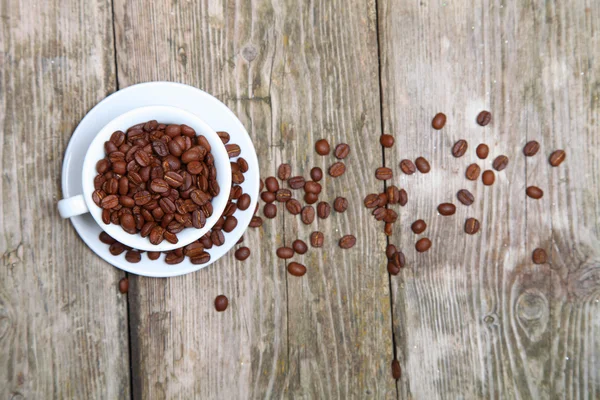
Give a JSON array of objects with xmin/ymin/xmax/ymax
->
[{"xmin": 93, "ymin": 120, "xmax": 222, "ymax": 245}]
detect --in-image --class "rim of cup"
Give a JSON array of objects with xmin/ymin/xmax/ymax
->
[{"xmin": 81, "ymin": 105, "xmax": 232, "ymax": 252}]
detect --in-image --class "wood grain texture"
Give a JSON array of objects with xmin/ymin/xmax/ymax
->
[
  {"xmin": 0, "ymin": 0, "xmax": 130, "ymax": 398},
  {"xmin": 378, "ymin": 0, "xmax": 599, "ymax": 398}
]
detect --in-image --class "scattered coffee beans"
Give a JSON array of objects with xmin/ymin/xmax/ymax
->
[
  {"xmin": 384, "ymin": 223, "xmax": 393, "ymax": 236},
  {"xmin": 292, "ymin": 239, "xmax": 308, "ymax": 255},
  {"xmin": 288, "ymin": 262, "xmax": 307, "ymax": 277},
  {"xmin": 214, "ymin": 295, "xmax": 228, "ymax": 312},
  {"xmin": 415, "ymin": 238, "xmax": 432, "ymax": 253},
  {"xmin": 400, "ymin": 159, "xmax": 416, "ymax": 175},
  {"xmin": 301, "ymin": 206, "xmax": 315, "ymax": 224},
  {"xmin": 437, "ymin": 203, "xmax": 456, "ymax": 216},
  {"xmin": 375, "ymin": 167, "xmax": 393, "ymax": 180},
  {"xmin": 288, "ymin": 176, "xmax": 306, "ymax": 189},
  {"xmin": 338, "ymin": 235, "xmax": 356, "ymax": 249},
  {"xmin": 415, "ymin": 157, "xmax": 430, "ymax": 173},
  {"xmin": 278, "ymin": 163, "xmax": 291, "ymax": 180},
  {"xmin": 549, "ymin": 150, "xmax": 566, "ymax": 167},
  {"xmin": 526, "ymin": 186, "xmax": 544, "ymax": 199},
  {"xmin": 452, "ymin": 140, "xmax": 468, "ymax": 157},
  {"xmin": 310, "ymin": 231, "xmax": 324, "ymax": 247},
  {"xmin": 304, "ymin": 181, "xmax": 322, "ymax": 194},
  {"xmin": 276, "ymin": 247, "xmax": 294, "ymax": 259},
  {"xmin": 276, "ymin": 189, "xmax": 292, "ymax": 202},
  {"xmin": 523, "ymin": 141, "xmax": 540, "ymax": 156},
  {"xmin": 334, "ymin": 143, "xmax": 350, "ymax": 159},
  {"xmin": 261, "ymin": 191, "xmax": 276, "ymax": 203},
  {"xmin": 386, "ymin": 244, "xmax": 397, "ymax": 259},
  {"xmin": 432, "ymin": 113, "xmax": 446, "ymax": 130},
  {"xmin": 482, "ymin": 170, "xmax": 495, "ymax": 186},
  {"xmin": 333, "ymin": 197, "xmax": 348, "ymax": 212},
  {"xmin": 532, "ymin": 248, "xmax": 548, "ymax": 264},
  {"xmin": 329, "ymin": 162, "xmax": 346, "ymax": 177},
  {"xmin": 388, "ymin": 263, "xmax": 400, "ymax": 276},
  {"xmin": 476, "ymin": 144, "xmax": 489, "ymax": 159},
  {"xmin": 250, "ymin": 216, "xmax": 263, "ymax": 228},
  {"xmin": 464, "ymin": 218, "xmax": 480, "ymax": 234},
  {"xmin": 304, "ymin": 193, "xmax": 318, "ymax": 204},
  {"xmin": 399, "ymin": 189, "xmax": 408, "ymax": 206},
  {"xmin": 265, "ymin": 177, "xmax": 279, "ymax": 193},
  {"xmin": 310, "ymin": 167, "xmax": 323, "ymax": 181},
  {"xmin": 465, "ymin": 164, "xmax": 481, "ymax": 181},
  {"xmin": 457, "ymin": 189, "xmax": 475, "ymax": 206},
  {"xmin": 380, "ymin": 134, "xmax": 395, "ymax": 148},
  {"xmin": 476, "ymin": 111, "xmax": 492, "ymax": 126},
  {"xmin": 264, "ymin": 203, "xmax": 277, "ymax": 219},
  {"xmin": 315, "ymin": 139, "xmax": 331, "ymax": 155},
  {"xmin": 493, "ymin": 155, "xmax": 509, "ymax": 171},
  {"xmin": 411, "ymin": 220, "xmax": 427, "ymax": 234},
  {"xmin": 286, "ymin": 199, "xmax": 302, "ymax": 215},
  {"xmin": 391, "ymin": 359, "xmax": 402, "ymax": 380},
  {"xmin": 317, "ymin": 202, "xmax": 331, "ymax": 219},
  {"xmin": 234, "ymin": 247, "xmax": 250, "ymax": 261},
  {"xmin": 364, "ymin": 193, "xmax": 380, "ymax": 208},
  {"xmin": 118, "ymin": 277, "xmax": 129, "ymax": 294}
]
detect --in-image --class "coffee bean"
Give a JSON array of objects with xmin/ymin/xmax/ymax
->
[
  {"xmin": 120, "ymin": 213, "xmax": 136, "ymax": 234},
  {"xmin": 304, "ymin": 181, "xmax": 322, "ymax": 194},
  {"xmin": 278, "ymin": 163, "xmax": 291, "ymax": 180},
  {"xmin": 452, "ymin": 140, "xmax": 468, "ymax": 157},
  {"xmin": 372, "ymin": 207, "xmax": 386, "ymax": 221},
  {"xmin": 493, "ymin": 155, "xmax": 509, "ymax": 171},
  {"xmin": 457, "ymin": 189, "xmax": 474, "ymax": 206},
  {"xmin": 264, "ymin": 203, "xmax": 277, "ymax": 219},
  {"xmin": 164, "ymin": 171, "xmax": 184, "ymax": 187},
  {"xmin": 96, "ymin": 159, "xmax": 111, "ymax": 174},
  {"xmin": 476, "ymin": 111, "xmax": 492, "ymax": 126},
  {"xmin": 383, "ymin": 209, "xmax": 398, "ymax": 223},
  {"xmin": 292, "ymin": 239, "xmax": 308, "ymax": 254},
  {"xmin": 415, "ymin": 238, "xmax": 432, "ymax": 252},
  {"xmin": 237, "ymin": 157, "xmax": 249, "ymax": 173},
  {"xmin": 286, "ymin": 199, "xmax": 302, "ymax": 215},
  {"xmin": 339, "ymin": 234, "xmax": 356, "ymax": 249},
  {"xmin": 149, "ymin": 225, "xmax": 164, "ymax": 245},
  {"xmin": 165, "ymin": 124, "xmax": 181, "ymax": 137},
  {"xmin": 223, "ymin": 216, "xmax": 238, "ymax": 233},
  {"xmin": 265, "ymin": 177, "xmax": 279, "ymax": 193},
  {"xmin": 276, "ymin": 189, "xmax": 292, "ymax": 202},
  {"xmin": 328, "ymin": 162, "xmax": 346, "ymax": 177},
  {"xmin": 261, "ymin": 191, "xmax": 276, "ymax": 203},
  {"xmin": 304, "ymin": 193, "xmax": 318, "ymax": 204},
  {"xmin": 386, "ymin": 244, "xmax": 397, "ymax": 259},
  {"xmin": 532, "ymin": 248, "xmax": 547, "ymax": 264},
  {"xmin": 464, "ymin": 218, "xmax": 480, "ymax": 234},
  {"xmin": 377, "ymin": 193, "xmax": 388, "ymax": 207},
  {"xmin": 226, "ymin": 144, "xmax": 241, "ymax": 158},
  {"xmin": 276, "ymin": 247, "xmax": 294, "ymax": 259},
  {"xmin": 526, "ymin": 186, "xmax": 543, "ymax": 199},
  {"xmin": 415, "ymin": 157, "xmax": 430, "ymax": 173},
  {"xmin": 310, "ymin": 167, "xmax": 323, "ymax": 182},
  {"xmin": 317, "ymin": 202, "xmax": 331, "ymax": 219},
  {"xmin": 211, "ymin": 230, "xmax": 225, "ymax": 246},
  {"xmin": 432, "ymin": 113, "xmax": 447, "ymax": 130},
  {"xmin": 147, "ymin": 251, "xmax": 160, "ymax": 260},
  {"xmin": 388, "ymin": 262, "xmax": 400, "ymax": 275},
  {"xmin": 190, "ymin": 189, "xmax": 211, "ymax": 206},
  {"xmin": 288, "ymin": 176, "xmax": 306, "ymax": 189},
  {"xmin": 549, "ymin": 150, "xmax": 566, "ymax": 167},
  {"xmin": 334, "ymin": 143, "xmax": 350, "ymax": 159},
  {"xmin": 125, "ymin": 250, "xmax": 141, "ymax": 263},
  {"xmin": 310, "ymin": 231, "xmax": 324, "ymax": 247},
  {"xmin": 383, "ymin": 222, "xmax": 393, "ymax": 236},
  {"xmin": 411, "ymin": 219, "xmax": 426, "ymax": 234},
  {"xmin": 301, "ymin": 206, "xmax": 315, "ymax": 224},
  {"xmin": 214, "ymin": 295, "xmax": 228, "ymax": 312},
  {"xmin": 391, "ymin": 360, "xmax": 402, "ymax": 380},
  {"xmin": 217, "ymin": 131, "xmax": 230, "ymax": 144},
  {"xmin": 110, "ymin": 131, "xmax": 126, "ymax": 146},
  {"xmin": 333, "ymin": 197, "xmax": 348, "ymax": 212},
  {"xmin": 399, "ymin": 189, "xmax": 408, "ymax": 207},
  {"xmin": 364, "ymin": 193, "xmax": 380, "ymax": 208},
  {"xmin": 315, "ymin": 139, "xmax": 331, "ymax": 155},
  {"xmin": 375, "ymin": 167, "xmax": 393, "ymax": 180},
  {"xmin": 237, "ymin": 193, "xmax": 251, "ymax": 210},
  {"xmin": 380, "ymin": 134, "xmax": 395, "ymax": 148},
  {"xmin": 99, "ymin": 231, "xmax": 116, "ymax": 245},
  {"xmin": 476, "ymin": 144, "xmax": 489, "ymax": 159},
  {"xmin": 465, "ymin": 164, "xmax": 481, "ymax": 181},
  {"xmin": 101, "ymin": 195, "xmax": 119, "ymax": 209},
  {"xmin": 437, "ymin": 203, "xmax": 456, "ymax": 216},
  {"xmin": 522, "ymin": 141, "xmax": 540, "ymax": 156},
  {"xmin": 287, "ymin": 262, "xmax": 307, "ymax": 277},
  {"xmin": 400, "ymin": 159, "xmax": 416, "ymax": 175},
  {"xmin": 109, "ymin": 242, "xmax": 126, "ymax": 255},
  {"xmin": 150, "ymin": 178, "xmax": 170, "ymax": 193},
  {"xmin": 482, "ymin": 170, "xmax": 495, "ymax": 186},
  {"xmin": 118, "ymin": 277, "xmax": 129, "ymax": 293},
  {"xmin": 190, "ymin": 251, "xmax": 210, "ymax": 265},
  {"xmin": 235, "ymin": 247, "xmax": 251, "ymax": 261}
]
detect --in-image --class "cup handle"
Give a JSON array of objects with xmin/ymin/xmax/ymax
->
[{"xmin": 58, "ymin": 194, "xmax": 89, "ymax": 219}]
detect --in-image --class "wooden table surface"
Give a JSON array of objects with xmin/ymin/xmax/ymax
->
[{"xmin": 1, "ymin": 0, "xmax": 599, "ymax": 398}]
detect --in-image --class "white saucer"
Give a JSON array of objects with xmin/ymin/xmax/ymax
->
[{"xmin": 62, "ymin": 82, "xmax": 260, "ymax": 277}]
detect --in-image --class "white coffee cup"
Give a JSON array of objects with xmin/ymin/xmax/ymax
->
[{"xmin": 58, "ymin": 105, "xmax": 232, "ymax": 252}]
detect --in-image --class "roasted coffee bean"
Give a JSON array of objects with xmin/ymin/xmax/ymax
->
[
  {"xmin": 105, "ymin": 141, "xmax": 119, "ymax": 154},
  {"xmin": 226, "ymin": 144, "xmax": 241, "ymax": 158},
  {"xmin": 164, "ymin": 171, "xmax": 184, "ymax": 187},
  {"xmin": 230, "ymin": 185, "xmax": 242, "ymax": 200},
  {"xmin": 278, "ymin": 163, "xmax": 291, "ymax": 180},
  {"xmin": 310, "ymin": 167, "xmax": 323, "ymax": 182},
  {"xmin": 378, "ymin": 193, "xmax": 388, "ymax": 207},
  {"xmin": 140, "ymin": 221, "xmax": 156, "ymax": 238},
  {"xmin": 110, "ymin": 130, "xmax": 126, "ymax": 147},
  {"xmin": 146, "ymin": 251, "xmax": 160, "ymax": 260},
  {"xmin": 364, "ymin": 193, "xmax": 379, "ymax": 208},
  {"xmin": 102, "ymin": 209, "xmax": 111, "ymax": 224},
  {"xmin": 237, "ymin": 157, "xmax": 249, "ymax": 173},
  {"xmin": 292, "ymin": 239, "xmax": 308, "ymax": 255},
  {"xmin": 264, "ymin": 203, "xmax": 277, "ymax": 219},
  {"xmin": 97, "ymin": 159, "xmax": 111, "ymax": 174},
  {"xmin": 261, "ymin": 191, "xmax": 276, "ymax": 203},
  {"xmin": 432, "ymin": 113, "xmax": 446, "ymax": 130},
  {"xmin": 288, "ymin": 176, "xmax": 306, "ymax": 189},
  {"xmin": 493, "ymin": 155, "xmax": 509, "ymax": 171},
  {"xmin": 125, "ymin": 250, "xmax": 142, "ymax": 263},
  {"xmin": 118, "ymin": 277, "xmax": 129, "ymax": 293},
  {"xmin": 94, "ymin": 174, "xmax": 106, "ymax": 190},
  {"xmin": 150, "ymin": 178, "xmax": 170, "ymax": 193},
  {"xmin": 339, "ymin": 235, "xmax": 356, "ymax": 249},
  {"xmin": 99, "ymin": 232, "xmax": 116, "ymax": 245},
  {"xmin": 549, "ymin": 150, "xmax": 566, "ymax": 167},
  {"xmin": 482, "ymin": 170, "xmax": 495, "ymax": 186},
  {"xmin": 310, "ymin": 231, "xmax": 324, "ymax": 247},
  {"xmin": 224, "ymin": 202, "xmax": 237, "ymax": 217},
  {"xmin": 214, "ymin": 295, "xmax": 228, "ymax": 312},
  {"xmin": 411, "ymin": 219, "xmax": 426, "ymax": 234},
  {"xmin": 373, "ymin": 207, "xmax": 387, "ymax": 221},
  {"xmin": 334, "ymin": 143, "xmax": 350, "ymax": 159},
  {"xmin": 163, "ymin": 252, "xmax": 184, "ymax": 264},
  {"xmin": 249, "ymin": 216, "xmax": 263, "ymax": 228},
  {"xmin": 317, "ymin": 202, "xmax": 331, "ymax": 219},
  {"xmin": 223, "ymin": 216, "xmax": 238, "ymax": 233},
  {"xmin": 452, "ymin": 140, "xmax": 468, "ymax": 157},
  {"xmin": 476, "ymin": 144, "xmax": 489, "ymax": 159},
  {"xmin": 234, "ymin": 247, "xmax": 251, "ymax": 261},
  {"xmin": 187, "ymin": 161, "xmax": 204, "ymax": 175},
  {"xmin": 304, "ymin": 181, "xmax": 322, "ymax": 194},
  {"xmin": 391, "ymin": 360, "xmax": 402, "ymax": 380},
  {"xmin": 165, "ymin": 124, "xmax": 181, "ymax": 137},
  {"xmin": 159, "ymin": 198, "xmax": 176, "ymax": 214},
  {"xmin": 104, "ymin": 178, "xmax": 119, "ymax": 195},
  {"xmin": 465, "ymin": 164, "xmax": 481, "ymax": 181},
  {"xmin": 301, "ymin": 206, "xmax": 315, "ymax": 224},
  {"xmin": 476, "ymin": 111, "xmax": 492, "ymax": 126},
  {"xmin": 234, "ymin": 194, "xmax": 250, "ymax": 211},
  {"xmin": 288, "ymin": 262, "xmax": 307, "ymax": 277},
  {"xmin": 415, "ymin": 238, "xmax": 432, "ymax": 252},
  {"xmin": 380, "ymin": 134, "xmax": 395, "ymax": 148},
  {"xmin": 286, "ymin": 199, "xmax": 302, "ymax": 215},
  {"xmin": 415, "ymin": 157, "xmax": 430, "ymax": 173},
  {"xmin": 216, "ymin": 131, "xmax": 230, "ymax": 144},
  {"xmin": 276, "ymin": 247, "xmax": 294, "ymax": 259},
  {"xmin": 304, "ymin": 193, "xmax": 318, "ymax": 204},
  {"xmin": 375, "ymin": 167, "xmax": 393, "ymax": 180},
  {"xmin": 180, "ymin": 146, "xmax": 203, "ymax": 164},
  {"xmin": 191, "ymin": 210, "xmax": 205, "ymax": 229},
  {"xmin": 400, "ymin": 159, "xmax": 416, "ymax": 175},
  {"xmin": 315, "ymin": 139, "xmax": 330, "ymax": 155},
  {"xmin": 532, "ymin": 248, "xmax": 547, "ymax": 264},
  {"xmin": 399, "ymin": 189, "xmax": 408, "ymax": 206},
  {"xmin": 276, "ymin": 189, "xmax": 292, "ymax": 202},
  {"xmin": 189, "ymin": 251, "xmax": 211, "ymax": 264},
  {"xmin": 526, "ymin": 186, "xmax": 543, "ymax": 199},
  {"xmin": 211, "ymin": 230, "xmax": 225, "ymax": 246},
  {"xmin": 109, "ymin": 242, "xmax": 126, "ymax": 256},
  {"xmin": 149, "ymin": 225, "xmax": 164, "ymax": 245},
  {"xmin": 101, "ymin": 195, "xmax": 119, "ymax": 209},
  {"xmin": 265, "ymin": 177, "xmax": 279, "ymax": 193},
  {"xmin": 383, "ymin": 209, "xmax": 398, "ymax": 223},
  {"xmin": 119, "ymin": 195, "xmax": 135, "ymax": 208},
  {"xmin": 384, "ymin": 222, "xmax": 393, "ymax": 236},
  {"xmin": 92, "ymin": 190, "xmax": 105, "ymax": 207},
  {"xmin": 386, "ymin": 244, "xmax": 397, "ymax": 259},
  {"xmin": 457, "ymin": 189, "xmax": 475, "ymax": 206},
  {"xmin": 213, "ymin": 216, "xmax": 225, "ymax": 231},
  {"xmin": 523, "ymin": 141, "xmax": 540, "ymax": 156},
  {"xmin": 190, "ymin": 189, "xmax": 210, "ymax": 206},
  {"xmin": 333, "ymin": 197, "xmax": 348, "ymax": 212},
  {"xmin": 464, "ymin": 218, "xmax": 480, "ymax": 234},
  {"xmin": 328, "ymin": 162, "xmax": 346, "ymax": 177},
  {"xmin": 134, "ymin": 150, "xmax": 151, "ymax": 167},
  {"xmin": 388, "ymin": 262, "xmax": 400, "ymax": 275},
  {"xmin": 437, "ymin": 203, "xmax": 456, "ymax": 216}
]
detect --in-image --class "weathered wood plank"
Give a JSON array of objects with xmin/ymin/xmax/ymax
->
[
  {"xmin": 0, "ymin": 0, "xmax": 130, "ymax": 398},
  {"xmin": 379, "ymin": 0, "xmax": 599, "ymax": 398}
]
